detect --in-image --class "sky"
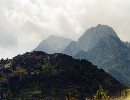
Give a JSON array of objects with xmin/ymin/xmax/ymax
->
[{"xmin": 0, "ymin": 0, "xmax": 130, "ymax": 59}]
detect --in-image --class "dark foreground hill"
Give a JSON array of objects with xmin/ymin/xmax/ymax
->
[{"xmin": 0, "ymin": 51, "xmax": 124, "ymax": 99}]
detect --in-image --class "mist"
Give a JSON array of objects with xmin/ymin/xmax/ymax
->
[{"xmin": 0, "ymin": 0, "xmax": 130, "ymax": 58}]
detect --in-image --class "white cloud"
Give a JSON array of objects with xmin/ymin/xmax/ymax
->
[{"xmin": 0, "ymin": 0, "xmax": 130, "ymax": 58}]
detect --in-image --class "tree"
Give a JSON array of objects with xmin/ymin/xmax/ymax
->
[
  {"xmin": 121, "ymin": 89, "xmax": 129, "ymax": 99},
  {"xmin": 94, "ymin": 85, "xmax": 109, "ymax": 100},
  {"xmin": 65, "ymin": 93, "xmax": 77, "ymax": 100}
]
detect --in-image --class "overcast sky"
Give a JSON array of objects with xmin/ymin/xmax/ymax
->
[{"xmin": 0, "ymin": 0, "xmax": 130, "ymax": 59}]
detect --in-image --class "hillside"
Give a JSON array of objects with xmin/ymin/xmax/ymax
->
[{"xmin": 0, "ymin": 51, "xmax": 124, "ymax": 99}]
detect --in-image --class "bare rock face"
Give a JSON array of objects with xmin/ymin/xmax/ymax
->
[{"xmin": 63, "ymin": 24, "xmax": 118, "ymax": 56}]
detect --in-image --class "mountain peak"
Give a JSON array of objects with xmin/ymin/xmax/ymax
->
[
  {"xmin": 34, "ymin": 35, "xmax": 72, "ymax": 54},
  {"xmin": 85, "ymin": 24, "xmax": 118, "ymax": 37},
  {"xmin": 49, "ymin": 35, "xmax": 60, "ymax": 38},
  {"xmin": 78, "ymin": 24, "xmax": 118, "ymax": 45},
  {"xmin": 48, "ymin": 35, "xmax": 72, "ymax": 40},
  {"xmin": 96, "ymin": 24, "xmax": 113, "ymax": 30},
  {"xmin": 49, "ymin": 35, "xmax": 57, "ymax": 38},
  {"xmin": 96, "ymin": 24, "xmax": 109, "ymax": 27}
]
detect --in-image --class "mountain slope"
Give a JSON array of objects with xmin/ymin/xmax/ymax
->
[
  {"xmin": 0, "ymin": 51, "xmax": 124, "ymax": 99},
  {"xmin": 63, "ymin": 24, "xmax": 130, "ymax": 86},
  {"xmin": 34, "ymin": 35, "xmax": 72, "ymax": 54},
  {"xmin": 63, "ymin": 24, "xmax": 118, "ymax": 56},
  {"xmin": 124, "ymin": 42, "xmax": 130, "ymax": 48},
  {"xmin": 75, "ymin": 35, "xmax": 130, "ymax": 85}
]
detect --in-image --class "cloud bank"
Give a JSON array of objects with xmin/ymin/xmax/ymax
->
[{"xmin": 0, "ymin": 0, "xmax": 130, "ymax": 58}]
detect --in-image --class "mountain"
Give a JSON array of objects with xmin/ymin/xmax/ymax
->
[
  {"xmin": 0, "ymin": 51, "xmax": 124, "ymax": 99},
  {"xmin": 63, "ymin": 24, "xmax": 118, "ymax": 56},
  {"xmin": 63, "ymin": 24, "xmax": 130, "ymax": 86},
  {"xmin": 34, "ymin": 35, "xmax": 72, "ymax": 54},
  {"xmin": 75, "ymin": 36, "xmax": 130, "ymax": 85}
]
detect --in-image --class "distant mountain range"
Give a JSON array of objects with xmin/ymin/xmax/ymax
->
[
  {"xmin": 0, "ymin": 51, "xmax": 124, "ymax": 99},
  {"xmin": 34, "ymin": 24, "xmax": 130, "ymax": 86},
  {"xmin": 34, "ymin": 35, "xmax": 72, "ymax": 54}
]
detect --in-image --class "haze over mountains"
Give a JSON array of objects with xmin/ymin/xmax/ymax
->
[
  {"xmin": 35, "ymin": 24, "xmax": 130, "ymax": 86},
  {"xmin": 34, "ymin": 35, "xmax": 72, "ymax": 54}
]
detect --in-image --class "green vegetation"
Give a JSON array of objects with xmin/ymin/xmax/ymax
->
[
  {"xmin": 0, "ymin": 51, "xmax": 125, "ymax": 99},
  {"xmin": 94, "ymin": 85, "xmax": 109, "ymax": 100},
  {"xmin": 121, "ymin": 89, "xmax": 130, "ymax": 99}
]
